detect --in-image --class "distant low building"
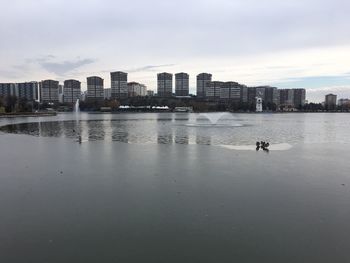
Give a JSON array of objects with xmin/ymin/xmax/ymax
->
[
  {"xmin": 127, "ymin": 82, "xmax": 147, "ymax": 97},
  {"xmin": 338, "ymin": 98, "xmax": 350, "ymax": 106},
  {"xmin": 147, "ymin": 90, "xmax": 154, "ymax": 97}
]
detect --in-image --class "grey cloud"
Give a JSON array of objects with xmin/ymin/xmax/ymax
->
[
  {"xmin": 1, "ymin": 0, "xmax": 350, "ymax": 88},
  {"xmin": 128, "ymin": 64, "xmax": 176, "ymax": 73},
  {"xmin": 39, "ymin": 58, "xmax": 96, "ymax": 76},
  {"xmin": 2, "ymin": 0, "xmax": 350, "ymax": 58}
]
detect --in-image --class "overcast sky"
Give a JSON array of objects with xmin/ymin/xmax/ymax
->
[{"xmin": 1, "ymin": 0, "xmax": 350, "ymax": 102}]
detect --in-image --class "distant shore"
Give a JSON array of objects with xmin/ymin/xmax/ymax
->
[{"xmin": 0, "ymin": 112, "xmax": 57, "ymax": 118}]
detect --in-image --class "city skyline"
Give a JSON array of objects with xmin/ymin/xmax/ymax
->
[{"xmin": 1, "ymin": 0, "xmax": 350, "ymax": 102}]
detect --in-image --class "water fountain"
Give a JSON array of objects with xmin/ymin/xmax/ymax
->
[
  {"xmin": 74, "ymin": 99, "xmax": 80, "ymax": 113},
  {"xmin": 185, "ymin": 112, "xmax": 243, "ymax": 127},
  {"xmin": 198, "ymin": 112, "xmax": 229, "ymax": 125}
]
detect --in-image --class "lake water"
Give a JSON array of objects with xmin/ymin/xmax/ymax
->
[{"xmin": 1, "ymin": 113, "xmax": 350, "ymax": 262}]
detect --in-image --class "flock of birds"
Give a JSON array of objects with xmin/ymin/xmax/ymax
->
[{"xmin": 256, "ymin": 141, "xmax": 270, "ymax": 152}]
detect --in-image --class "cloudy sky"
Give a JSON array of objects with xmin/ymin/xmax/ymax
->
[{"xmin": 1, "ymin": 0, "xmax": 350, "ymax": 102}]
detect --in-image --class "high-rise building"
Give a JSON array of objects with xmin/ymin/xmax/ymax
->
[
  {"xmin": 220, "ymin": 82, "xmax": 241, "ymax": 101},
  {"xmin": 196, "ymin": 73, "xmax": 212, "ymax": 99},
  {"xmin": 247, "ymin": 87, "xmax": 257, "ymax": 105},
  {"xmin": 279, "ymin": 89, "xmax": 305, "ymax": 109},
  {"xmin": 157, "ymin": 72, "xmax": 173, "ymax": 97},
  {"xmin": 127, "ymin": 82, "xmax": 147, "ymax": 97},
  {"xmin": 0, "ymin": 83, "xmax": 15, "ymax": 98},
  {"xmin": 63, "ymin": 79, "xmax": 81, "ymax": 103},
  {"xmin": 248, "ymin": 86, "xmax": 279, "ymax": 108},
  {"xmin": 111, "ymin": 71, "xmax": 128, "ymax": 99},
  {"xmin": 87, "ymin": 76, "xmax": 104, "ymax": 101},
  {"xmin": 240, "ymin": 85, "xmax": 248, "ymax": 103},
  {"xmin": 255, "ymin": 87, "xmax": 266, "ymax": 101},
  {"xmin": 293, "ymin": 89, "xmax": 306, "ymax": 108},
  {"xmin": 15, "ymin": 82, "xmax": 39, "ymax": 101},
  {"xmin": 279, "ymin": 89, "xmax": 295, "ymax": 106},
  {"xmin": 325, "ymin": 94, "xmax": 337, "ymax": 110},
  {"xmin": 40, "ymin": 80, "xmax": 59, "ymax": 103},
  {"xmin": 279, "ymin": 89, "xmax": 289, "ymax": 106},
  {"xmin": 206, "ymin": 81, "xmax": 223, "ymax": 100},
  {"xmin": 175, "ymin": 73, "xmax": 189, "ymax": 96}
]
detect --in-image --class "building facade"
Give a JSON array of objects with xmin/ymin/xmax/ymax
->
[
  {"xmin": 325, "ymin": 94, "xmax": 337, "ymax": 110},
  {"xmin": 175, "ymin": 73, "xmax": 189, "ymax": 96},
  {"xmin": 338, "ymin": 98, "xmax": 350, "ymax": 106},
  {"xmin": 147, "ymin": 90, "xmax": 154, "ymax": 97},
  {"xmin": 220, "ymin": 82, "xmax": 241, "ymax": 101},
  {"xmin": 247, "ymin": 87, "xmax": 257, "ymax": 105},
  {"xmin": 0, "ymin": 83, "xmax": 15, "ymax": 98},
  {"xmin": 40, "ymin": 80, "xmax": 59, "ymax": 103},
  {"xmin": 87, "ymin": 76, "xmax": 104, "ymax": 101},
  {"xmin": 15, "ymin": 82, "xmax": 39, "ymax": 101},
  {"xmin": 63, "ymin": 79, "xmax": 81, "ymax": 103},
  {"xmin": 207, "ymin": 81, "xmax": 223, "ymax": 100},
  {"xmin": 127, "ymin": 82, "xmax": 147, "ymax": 97},
  {"xmin": 293, "ymin": 89, "xmax": 306, "ymax": 108},
  {"xmin": 111, "ymin": 71, "xmax": 128, "ymax": 99},
  {"xmin": 279, "ymin": 89, "xmax": 305, "ymax": 109},
  {"xmin": 240, "ymin": 86, "xmax": 248, "ymax": 103},
  {"xmin": 196, "ymin": 73, "xmax": 212, "ymax": 99},
  {"xmin": 157, "ymin": 72, "xmax": 173, "ymax": 97}
]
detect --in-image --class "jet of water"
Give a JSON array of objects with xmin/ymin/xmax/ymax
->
[
  {"xmin": 74, "ymin": 99, "xmax": 80, "ymax": 113},
  {"xmin": 197, "ymin": 112, "xmax": 229, "ymax": 125}
]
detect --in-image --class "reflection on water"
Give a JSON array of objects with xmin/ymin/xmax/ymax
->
[{"xmin": 1, "ymin": 113, "xmax": 350, "ymax": 146}]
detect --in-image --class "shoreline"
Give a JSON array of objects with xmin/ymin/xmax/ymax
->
[{"xmin": 0, "ymin": 112, "xmax": 57, "ymax": 118}]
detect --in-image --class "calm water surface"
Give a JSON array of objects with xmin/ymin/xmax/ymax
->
[
  {"xmin": 1, "ymin": 112, "xmax": 350, "ymax": 145},
  {"xmin": 0, "ymin": 113, "xmax": 350, "ymax": 263}
]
